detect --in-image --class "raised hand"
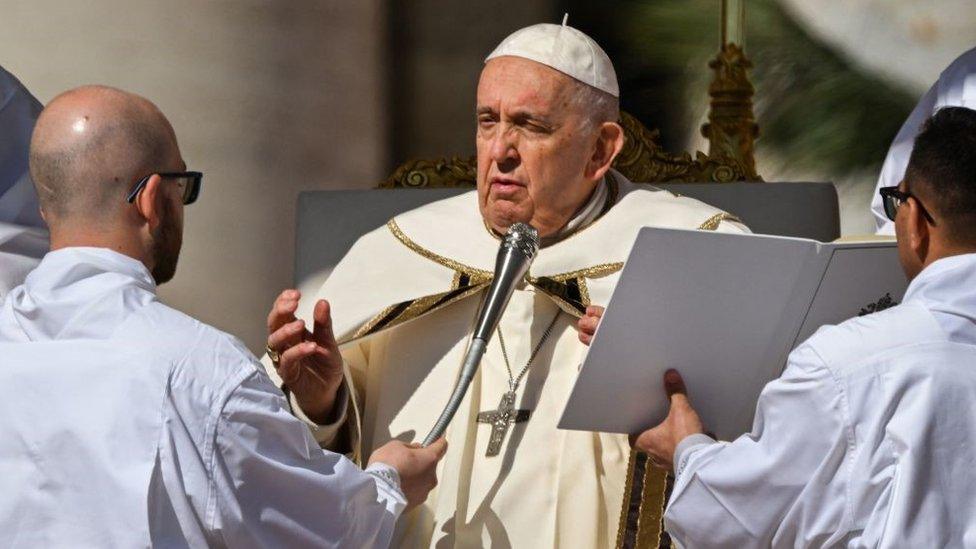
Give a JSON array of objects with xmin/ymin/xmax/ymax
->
[
  {"xmin": 266, "ymin": 290, "xmax": 344, "ymax": 424},
  {"xmin": 368, "ymin": 438, "xmax": 448, "ymax": 510},
  {"xmin": 577, "ymin": 305, "xmax": 605, "ymax": 346}
]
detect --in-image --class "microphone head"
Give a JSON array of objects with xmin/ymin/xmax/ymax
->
[{"xmin": 503, "ymin": 222, "xmax": 540, "ymax": 261}]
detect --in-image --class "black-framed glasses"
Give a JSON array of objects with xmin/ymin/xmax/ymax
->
[
  {"xmin": 125, "ymin": 171, "xmax": 203, "ymax": 205},
  {"xmin": 879, "ymin": 185, "xmax": 936, "ymax": 224}
]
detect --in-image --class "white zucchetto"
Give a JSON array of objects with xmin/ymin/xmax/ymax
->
[{"xmin": 486, "ymin": 20, "xmax": 619, "ymax": 97}]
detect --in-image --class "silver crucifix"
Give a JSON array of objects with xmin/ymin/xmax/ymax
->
[{"xmin": 476, "ymin": 390, "xmax": 531, "ymax": 457}]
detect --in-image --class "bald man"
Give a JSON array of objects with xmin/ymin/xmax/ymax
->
[{"xmin": 0, "ymin": 85, "xmax": 446, "ymax": 548}]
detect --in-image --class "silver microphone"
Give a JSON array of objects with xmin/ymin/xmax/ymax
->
[{"xmin": 422, "ymin": 222, "xmax": 540, "ymax": 446}]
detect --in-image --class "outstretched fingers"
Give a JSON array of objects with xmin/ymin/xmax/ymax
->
[
  {"xmin": 268, "ymin": 289, "xmax": 301, "ymax": 334},
  {"xmin": 277, "ymin": 341, "xmax": 319, "ymax": 385},
  {"xmin": 313, "ymin": 299, "xmax": 337, "ymax": 349},
  {"xmin": 267, "ymin": 319, "xmax": 307, "ymax": 356}
]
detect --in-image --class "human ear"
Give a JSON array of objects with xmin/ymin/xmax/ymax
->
[
  {"xmin": 585, "ymin": 121, "xmax": 625, "ymax": 181},
  {"xmin": 905, "ymin": 196, "xmax": 930, "ymax": 262},
  {"xmin": 134, "ymin": 174, "xmax": 164, "ymax": 231}
]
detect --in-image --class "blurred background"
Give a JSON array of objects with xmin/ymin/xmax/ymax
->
[{"xmin": 2, "ymin": 0, "xmax": 973, "ymax": 352}]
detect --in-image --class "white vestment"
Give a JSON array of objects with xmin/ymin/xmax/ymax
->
[
  {"xmin": 871, "ymin": 47, "xmax": 976, "ymax": 234},
  {"xmin": 0, "ymin": 247, "xmax": 405, "ymax": 548},
  {"xmin": 664, "ymin": 253, "xmax": 976, "ymax": 548},
  {"xmin": 267, "ymin": 171, "xmax": 748, "ymax": 548}
]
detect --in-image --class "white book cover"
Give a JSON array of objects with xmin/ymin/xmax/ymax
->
[{"xmin": 558, "ymin": 227, "xmax": 908, "ymax": 440}]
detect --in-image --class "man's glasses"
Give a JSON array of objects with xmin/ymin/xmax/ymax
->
[
  {"xmin": 125, "ymin": 171, "xmax": 203, "ymax": 205},
  {"xmin": 879, "ymin": 185, "xmax": 936, "ymax": 224}
]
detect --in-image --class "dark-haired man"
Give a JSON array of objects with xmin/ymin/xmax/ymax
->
[{"xmin": 636, "ymin": 106, "xmax": 976, "ymax": 547}]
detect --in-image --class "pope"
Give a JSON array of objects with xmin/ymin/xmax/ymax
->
[{"xmin": 265, "ymin": 21, "xmax": 748, "ymax": 548}]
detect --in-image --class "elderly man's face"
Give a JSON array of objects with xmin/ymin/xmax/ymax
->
[{"xmin": 476, "ymin": 56, "xmax": 601, "ymax": 238}]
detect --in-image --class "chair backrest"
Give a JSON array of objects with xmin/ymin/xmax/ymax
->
[{"xmin": 294, "ymin": 182, "xmax": 838, "ymax": 294}]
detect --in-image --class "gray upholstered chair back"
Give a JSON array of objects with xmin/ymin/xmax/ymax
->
[{"xmin": 294, "ymin": 183, "xmax": 838, "ymax": 295}]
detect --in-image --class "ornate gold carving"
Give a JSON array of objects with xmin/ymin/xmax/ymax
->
[
  {"xmin": 701, "ymin": 43, "xmax": 761, "ymax": 181},
  {"xmin": 380, "ymin": 156, "xmax": 477, "ymax": 188},
  {"xmin": 697, "ymin": 212, "xmax": 743, "ymax": 231},
  {"xmin": 615, "ymin": 112, "xmax": 750, "ymax": 184},
  {"xmin": 380, "ymin": 111, "xmax": 753, "ymax": 188}
]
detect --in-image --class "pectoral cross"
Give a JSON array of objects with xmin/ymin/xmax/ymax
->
[{"xmin": 476, "ymin": 391, "xmax": 531, "ymax": 457}]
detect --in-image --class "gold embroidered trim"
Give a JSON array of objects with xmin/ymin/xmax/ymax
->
[
  {"xmin": 698, "ymin": 212, "xmax": 742, "ymax": 231},
  {"xmin": 345, "ymin": 302, "xmax": 400, "ymax": 344},
  {"xmin": 543, "ymin": 292, "xmax": 587, "ymax": 319},
  {"xmin": 637, "ymin": 467, "xmax": 669, "ymax": 547},
  {"xmin": 536, "ymin": 262, "xmax": 624, "ymax": 283},
  {"xmin": 340, "ymin": 283, "xmax": 489, "ymax": 345},
  {"xmin": 431, "ymin": 284, "xmax": 488, "ymax": 319},
  {"xmin": 388, "ymin": 218, "xmax": 493, "ymax": 280},
  {"xmin": 578, "ymin": 276, "xmax": 591, "ymax": 307},
  {"xmin": 346, "ymin": 218, "xmax": 621, "ymax": 343},
  {"xmin": 616, "ymin": 450, "xmax": 639, "ymax": 548},
  {"xmin": 616, "ymin": 451, "xmax": 671, "ymax": 548}
]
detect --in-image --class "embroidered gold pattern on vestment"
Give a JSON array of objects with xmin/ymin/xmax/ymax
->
[
  {"xmin": 616, "ymin": 451, "xmax": 671, "ymax": 548},
  {"xmin": 697, "ymin": 212, "xmax": 742, "ymax": 231},
  {"xmin": 539, "ymin": 262, "xmax": 624, "ymax": 283},
  {"xmin": 387, "ymin": 218, "xmax": 493, "ymax": 281},
  {"xmin": 341, "ymin": 284, "xmax": 488, "ymax": 344}
]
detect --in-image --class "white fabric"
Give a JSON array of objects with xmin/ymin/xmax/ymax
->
[
  {"xmin": 0, "ymin": 64, "xmax": 48, "ymax": 300},
  {"xmin": 486, "ymin": 22, "xmax": 619, "ymax": 97},
  {"xmin": 664, "ymin": 253, "xmax": 976, "ymax": 548},
  {"xmin": 0, "ymin": 247, "xmax": 405, "ymax": 548},
  {"xmin": 871, "ymin": 47, "xmax": 976, "ymax": 234},
  {"xmin": 265, "ymin": 171, "xmax": 749, "ymax": 547}
]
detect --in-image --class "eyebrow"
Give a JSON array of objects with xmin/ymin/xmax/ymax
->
[{"xmin": 476, "ymin": 106, "xmax": 552, "ymax": 124}]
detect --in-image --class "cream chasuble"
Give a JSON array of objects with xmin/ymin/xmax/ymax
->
[{"xmin": 265, "ymin": 170, "xmax": 748, "ymax": 548}]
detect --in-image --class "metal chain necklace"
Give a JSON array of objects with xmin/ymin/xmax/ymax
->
[
  {"xmin": 498, "ymin": 309, "xmax": 562, "ymax": 393},
  {"xmin": 476, "ymin": 309, "xmax": 562, "ymax": 456}
]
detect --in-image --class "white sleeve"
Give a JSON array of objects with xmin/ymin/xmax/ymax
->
[
  {"xmin": 210, "ymin": 369, "xmax": 405, "ymax": 548},
  {"xmin": 663, "ymin": 344, "xmax": 851, "ymax": 548},
  {"xmin": 0, "ymin": 222, "xmax": 45, "ymax": 299}
]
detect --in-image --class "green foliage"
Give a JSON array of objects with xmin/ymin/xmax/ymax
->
[{"xmin": 566, "ymin": 0, "xmax": 917, "ymax": 175}]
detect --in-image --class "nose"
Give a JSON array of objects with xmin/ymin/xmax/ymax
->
[{"xmin": 490, "ymin": 126, "xmax": 519, "ymax": 171}]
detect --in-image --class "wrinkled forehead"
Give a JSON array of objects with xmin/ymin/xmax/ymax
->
[{"xmin": 477, "ymin": 56, "xmax": 577, "ymax": 113}]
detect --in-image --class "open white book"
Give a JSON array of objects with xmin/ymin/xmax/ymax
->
[{"xmin": 558, "ymin": 228, "xmax": 908, "ymax": 440}]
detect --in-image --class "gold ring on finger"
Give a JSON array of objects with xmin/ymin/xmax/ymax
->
[{"xmin": 266, "ymin": 343, "xmax": 281, "ymax": 366}]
